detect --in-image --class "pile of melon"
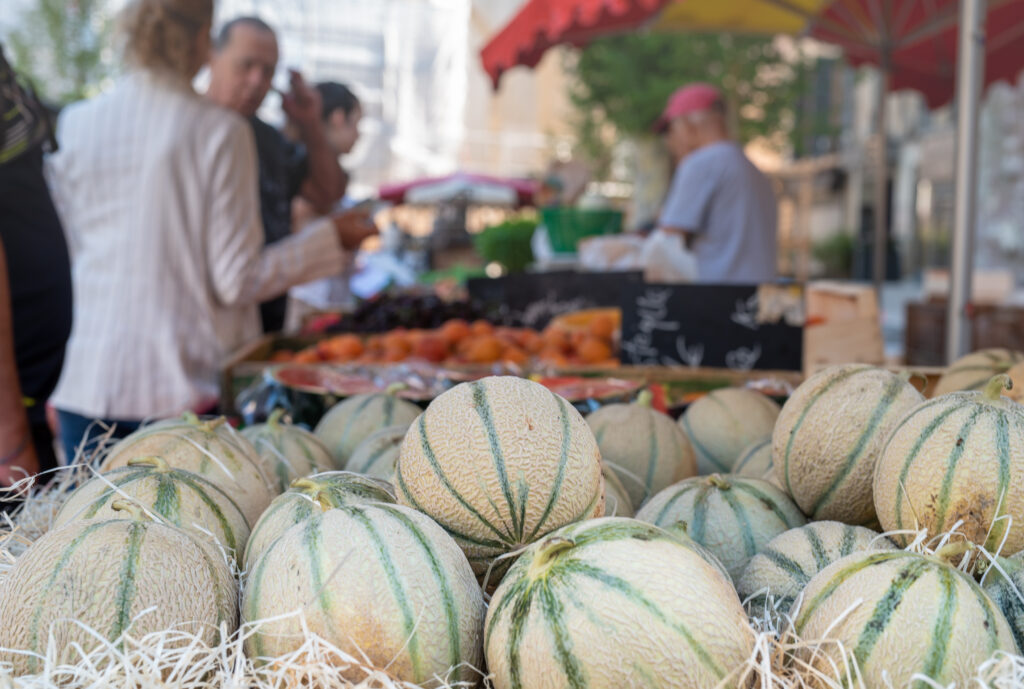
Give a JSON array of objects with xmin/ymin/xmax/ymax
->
[{"xmin": 4, "ymin": 353, "xmax": 1024, "ymax": 689}]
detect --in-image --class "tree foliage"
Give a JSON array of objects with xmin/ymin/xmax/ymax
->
[
  {"xmin": 5, "ymin": 0, "xmax": 113, "ymax": 105},
  {"xmin": 569, "ymin": 32, "xmax": 823, "ymax": 167}
]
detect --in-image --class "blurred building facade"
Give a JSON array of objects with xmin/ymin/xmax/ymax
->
[{"xmin": 216, "ymin": 0, "xmax": 574, "ymax": 196}]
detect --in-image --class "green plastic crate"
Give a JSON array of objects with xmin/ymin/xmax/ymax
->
[{"xmin": 541, "ymin": 208, "xmax": 623, "ymax": 253}]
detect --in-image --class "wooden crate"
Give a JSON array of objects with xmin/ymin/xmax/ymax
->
[
  {"xmin": 905, "ymin": 301, "xmax": 1024, "ymax": 366},
  {"xmin": 219, "ymin": 330, "xmax": 807, "ymax": 415},
  {"xmin": 803, "ymin": 282, "xmax": 885, "ymax": 375}
]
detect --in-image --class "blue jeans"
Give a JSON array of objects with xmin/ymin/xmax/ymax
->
[{"xmin": 56, "ymin": 409, "xmax": 142, "ymax": 466}]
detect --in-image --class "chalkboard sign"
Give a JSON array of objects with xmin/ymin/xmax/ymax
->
[
  {"xmin": 618, "ymin": 283, "xmax": 804, "ymax": 371},
  {"xmin": 468, "ymin": 271, "xmax": 644, "ymax": 329}
]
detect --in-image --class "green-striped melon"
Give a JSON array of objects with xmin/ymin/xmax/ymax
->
[
  {"xmin": 679, "ymin": 387, "xmax": 780, "ymax": 475},
  {"xmin": 345, "ymin": 425, "xmax": 407, "ymax": 479},
  {"xmin": 53, "ymin": 455, "xmax": 250, "ymax": 565},
  {"xmin": 873, "ymin": 375, "xmax": 1024, "ymax": 553},
  {"xmin": 933, "ymin": 347, "xmax": 1024, "ymax": 397},
  {"xmin": 658, "ymin": 520, "xmax": 735, "ymax": 586},
  {"xmin": 240, "ymin": 409, "xmax": 334, "ymax": 492},
  {"xmin": 737, "ymin": 521, "xmax": 896, "ymax": 610},
  {"xmin": 99, "ymin": 415, "xmax": 275, "ymax": 526},
  {"xmin": 484, "ymin": 517, "xmax": 753, "ymax": 689},
  {"xmin": 0, "ymin": 502, "xmax": 237, "ymax": 675},
  {"xmin": 586, "ymin": 391, "xmax": 696, "ymax": 508},
  {"xmin": 773, "ymin": 365, "xmax": 923, "ymax": 525},
  {"xmin": 793, "ymin": 550, "xmax": 1015, "ymax": 688},
  {"xmin": 314, "ymin": 389, "xmax": 421, "ymax": 468},
  {"xmin": 243, "ymin": 501, "xmax": 484, "ymax": 687},
  {"xmin": 601, "ymin": 462, "xmax": 634, "ymax": 517},
  {"xmin": 731, "ymin": 436, "xmax": 781, "ymax": 487},
  {"xmin": 395, "ymin": 376, "xmax": 604, "ymax": 578},
  {"xmin": 243, "ymin": 471, "xmax": 395, "ymax": 570},
  {"xmin": 635, "ymin": 474, "xmax": 805, "ymax": 580},
  {"xmin": 980, "ymin": 551, "xmax": 1024, "ymax": 653}
]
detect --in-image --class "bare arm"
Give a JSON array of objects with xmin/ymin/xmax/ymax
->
[
  {"xmin": 296, "ymin": 124, "xmax": 347, "ymax": 212},
  {"xmin": 0, "ymin": 242, "xmax": 37, "ymax": 486},
  {"xmin": 658, "ymin": 225, "xmax": 696, "ymax": 249}
]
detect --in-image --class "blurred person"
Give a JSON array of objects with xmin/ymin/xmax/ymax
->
[
  {"xmin": 46, "ymin": 0, "xmax": 376, "ymax": 464},
  {"xmin": 291, "ymin": 81, "xmax": 363, "ymax": 225},
  {"xmin": 205, "ymin": 17, "xmax": 347, "ymax": 333},
  {"xmin": 287, "ymin": 81, "xmax": 363, "ymax": 327},
  {"xmin": 654, "ymin": 83, "xmax": 777, "ymax": 283},
  {"xmin": 0, "ymin": 45, "xmax": 73, "ymax": 490}
]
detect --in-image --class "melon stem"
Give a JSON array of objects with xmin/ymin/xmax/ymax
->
[
  {"xmin": 110, "ymin": 499, "xmax": 148, "ymax": 521},
  {"xmin": 527, "ymin": 537, "xmax": 575, "ymax": 581},
  {"xmin": 312, "ymin": 490, "xmax": 334, "ymax": 511},
  {"xmin": 385, "ymin": 382, "xmax": 408, "ymax": 396},
  {"xmin": 983, "ymin": 375, "xmax": 1012, "ymax": 401},
  {"xmin": 267, "ymin": 408, "xmax": 286, "ymax": 429},
  {"xmin": 933, "ymin": 540, "xmax": 972, "ymax": 563},
  {"xmin": 201, "ymin": 417, "xmax": 227, "ymax": 432},
  {"xmin": 707, "ymin": 474, "xmax": 732, "ymax": 490},
  {"xmin": 636, "ymin": 390, "xmax": 653, "ymax": 408},
  {"xmin": 182, "ymin": 411, "xmax": 201, "ymax": 425},
  {"xmin": 127, "ymin": 456, "xmax": 170, "ymax": 472},
  {"xmin": 291, "ymin": 477, "xmax": 320, "ymax": 494}
]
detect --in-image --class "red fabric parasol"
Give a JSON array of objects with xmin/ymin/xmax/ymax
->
[{"xmin": 481, "ymin": 0, "xmax": 1024, "ymax": 108}]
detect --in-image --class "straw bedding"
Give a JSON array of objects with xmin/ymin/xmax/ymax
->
[{"xmin": 3, "ymin": 469, "xmax": 1024, "ymax": 689}]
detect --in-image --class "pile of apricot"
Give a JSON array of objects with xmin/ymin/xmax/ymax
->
[{"xmin": 272, "ymin": 314, "xmax": 618, "ymax": 368}]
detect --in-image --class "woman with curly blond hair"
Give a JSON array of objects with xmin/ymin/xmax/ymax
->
[{"xmin": 46, "ymin": 0, "xmax": 376, "ymax": 464}]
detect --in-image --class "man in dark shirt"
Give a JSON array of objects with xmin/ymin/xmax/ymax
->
[
  {"xmin": 206, "ymin": 17, "xmax": 347, "ymax": 332},
  {"xmin": 0, "ymin": 45, "xmax": 73, "ymax": 489}
]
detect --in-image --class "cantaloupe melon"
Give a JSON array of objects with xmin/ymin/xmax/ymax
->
[
  {"xmin": 586, "ymin": 391, "xmax": 696, "ymax": 508},
  {"xmin": 933, "ymin": 348, "xmax": 1024, "ymax": 396},
  {"xmin": 731, "ymin": 437, "xmax": 779, "ymax": 485},
  {"xmin": 773, "ymin": 365, "xmax": 923, "ymax": 525},
  {"xmin": 53, "ymin": 456, "xmax": 250, "ymax": 564},
  {"xmin": 793, "ymin": 550, "xmax": 1015, "ymax": 688},
  {"xmin": 314, "ymin": 389, "xmax": 421, "ymax": 468},
  {"xmin": 241, "ymin": 409, "xmax": 334, "ymax": 492},
  {"xmin": 601, "ymin": 462, "xmax": 634, "ymax": 517},
  {"xmin": 394, "ymin": 376, "xmax": 604, "ymax": 578},
  {"xmin": 99, "ymin": 415, "xmax": 275, "ymax": 526},
  {"xmin": 737, "ymin": 521, "xmax": 896, "ymax": 610},
  {"xmin": 874, "ymin": 375, "xmax": 1024, "ymax": 552},
  {"xmin": 243, "ymin": 471, "xmax": 395, "ymax": 570},
  {"xmin": 980, "ymin": 551, "xmax": 1024, "ymax": 653},
  {"xmin": 345, "ymin": 425, "xmax": 407, "ymax": 479},
  {"xmin": 485, "ymin": 518, "xmax": 753, "ymax": 689},
  {"xmin": 243, "ymin": 501, "xmax": 484, "ymax": 688},
  {"xmin": 635, "ymin": 474, "xmax": 805, "ymax": 580},
  {"xmin": 0, "ymin": 502, "xmax": 237, "ymax": 675},
  {"xmin": 679, "ymin": 387, "xmax": 780, "ymax": 474}
]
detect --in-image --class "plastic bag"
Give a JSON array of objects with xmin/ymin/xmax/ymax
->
[
  {"xmin": 641, "ymin": 229, "xmax": 698, "ymax": 283},
  {"xmin": 577, "ymin": 235, "xmax": 647, "ymax": 271}
]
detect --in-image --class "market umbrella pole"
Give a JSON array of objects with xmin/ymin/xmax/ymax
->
[
  {"xmin": 947, "ymin": 0, "xmax": 987, "ymax": 362},
  {"xmin": 873, "ymin": 58, "xmax": 890, "ymax": 298}
]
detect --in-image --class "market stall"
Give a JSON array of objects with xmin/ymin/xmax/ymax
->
[{"xmin": 5, "ymin": 2, "xmax": 1024, "ymax": 688}]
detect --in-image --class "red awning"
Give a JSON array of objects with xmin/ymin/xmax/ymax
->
[
  {"xmin": 481, "ymin": 0, "xmax": 671, "ymax": 89},
  {"xmin": 480, "ymin": 0, "xmax": 1024, "ymax": 108}
]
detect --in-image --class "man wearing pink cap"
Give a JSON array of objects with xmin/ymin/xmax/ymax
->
[{"xmin": 654, "ymin": 83, "xmax": 778, "ymax": 283}]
